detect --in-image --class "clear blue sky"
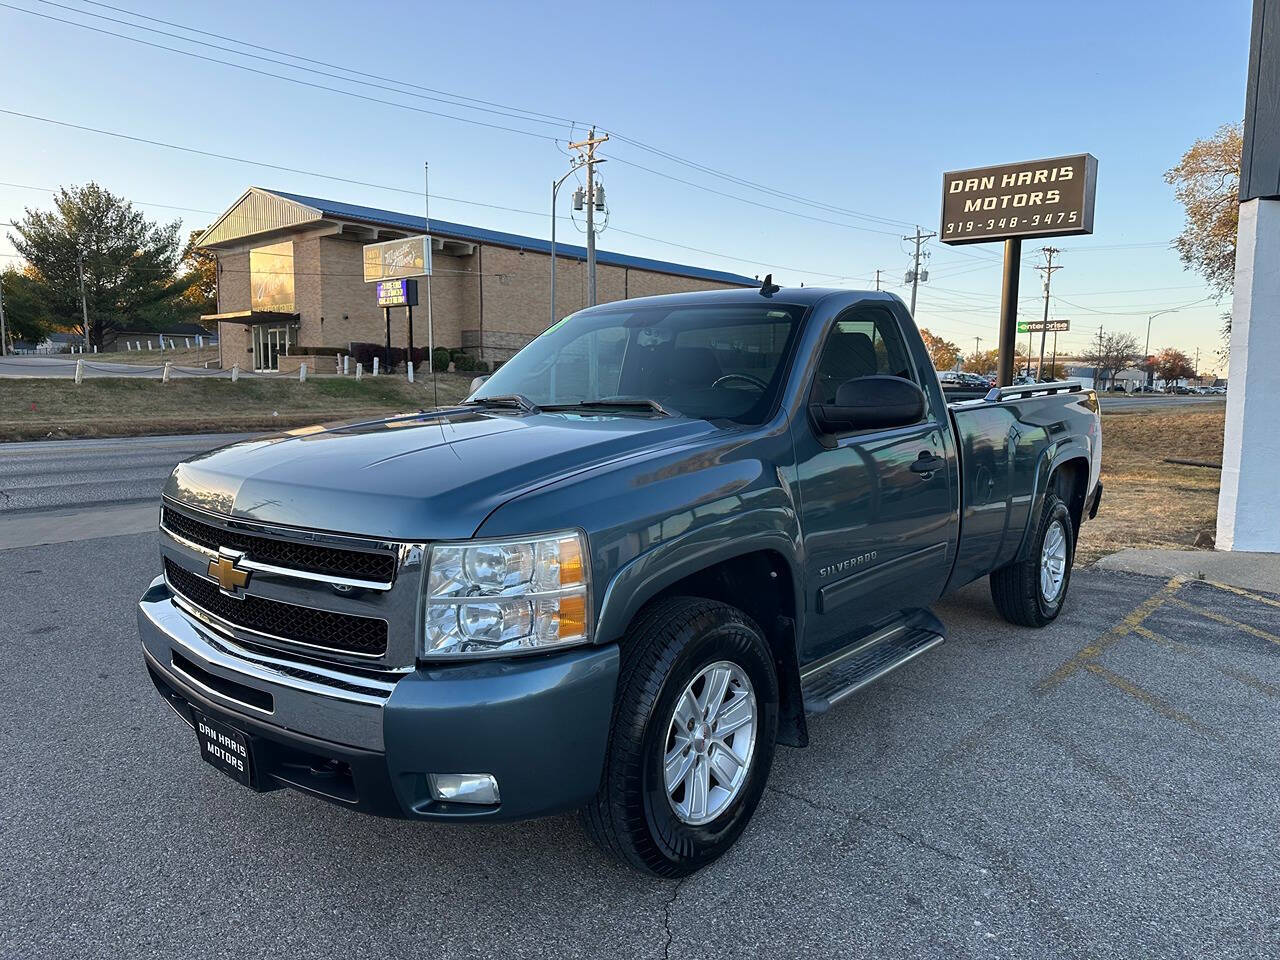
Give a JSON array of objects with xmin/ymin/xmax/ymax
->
[{"xmin": 0, "ymin": 0, "xmax": 1254, "ymax": 372}]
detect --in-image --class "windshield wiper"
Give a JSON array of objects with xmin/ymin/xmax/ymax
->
[
  {"xmin": 463, "ymin": 393, "xmax": 541, "ymax": 413},
  {"xmin": 541, "ymin": 396, "xmax": 674, "ymax": 417}
]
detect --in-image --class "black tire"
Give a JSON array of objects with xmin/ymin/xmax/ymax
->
[
  {"xmin": 582, "ymin": 596, "xmax": 779, "ymax": 877},
  {"xmin": 990, "ymin": 492, "xmax": 1075, "ymax": 627}
]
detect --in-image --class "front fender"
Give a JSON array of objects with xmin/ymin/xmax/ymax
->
[{"xmin": 594, "ymin": 510, "xmax": 803, "ymax": 646}]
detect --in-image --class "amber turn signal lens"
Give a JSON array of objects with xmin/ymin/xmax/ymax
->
[
  {"xmin": 556, "ymin": 592, "xmax": 587, "ymax": 639},
  {"xmin": 558, "ymin": 535, "xmax": 585, "ymax": 586}
]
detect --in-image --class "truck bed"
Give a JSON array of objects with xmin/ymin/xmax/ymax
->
[{"xmin": 944, "ymin": 381, "xmax": 1101, "ymax": 592}]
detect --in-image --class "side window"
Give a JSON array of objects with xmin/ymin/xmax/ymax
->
[{"xmin": 812, "ymin": 308, "xmax": 918, "ymax": 405}]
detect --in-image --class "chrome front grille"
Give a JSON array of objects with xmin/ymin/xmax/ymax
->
[
  {"xmin": 161, "ymin": 505, "xmax": 397, "ymax": 585},
  {"xmin": 158, "ymin": 499, "xmax": 423, "ymax": 669},
  {"xmin": 164, "ymin": 559, "xmax": 389, "ymax": 657}
]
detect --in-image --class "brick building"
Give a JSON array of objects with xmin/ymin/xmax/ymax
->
[{"xmin": 198, "ymin": 187, "xmax": 755, "ymax": 371}]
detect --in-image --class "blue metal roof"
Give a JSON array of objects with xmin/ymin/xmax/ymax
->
[{"xmin": 266, "ymin": 189, "xmax": 757, "ymax": 288}]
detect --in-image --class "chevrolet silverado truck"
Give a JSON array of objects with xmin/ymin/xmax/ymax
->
[{"xmin": 138, "ymin": 284, "xmax": 1102, "ymax": 876}]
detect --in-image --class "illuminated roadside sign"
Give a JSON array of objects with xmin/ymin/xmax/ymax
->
[
  {"xmin": 940, "ymin": 154, "xmax": 1097, "ymax": 245},
  {"xmin": 363, "ymin": 236, "xmax": 432, "ymax": 282},
  {"xmin": 376, "ymin": 278, "xmax": 418, "ymax": 308}
]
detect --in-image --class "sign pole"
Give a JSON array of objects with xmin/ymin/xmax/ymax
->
[
  {"xmin": 384, "ymin": 306, "xmax": 391, "ymax": 372},
  {"xmin": 407, "ymin": 304, "xmax": 415, "ymax": 366},
  {"xmin": 996, "ymin": 238, "xmax": 1021, "ymax": 387}
]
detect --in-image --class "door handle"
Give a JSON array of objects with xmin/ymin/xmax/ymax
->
[{"xmin": 911, "ymin": 453, "xmax": 946, "ymax": 475}]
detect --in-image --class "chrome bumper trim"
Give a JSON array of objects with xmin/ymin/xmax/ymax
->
[{"xmin": 139, "ymin": 577, "xmax": 391, "ymax": 750}]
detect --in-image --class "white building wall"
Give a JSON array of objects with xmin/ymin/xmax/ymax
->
[{"xmin": 1216, "ymin": 198, "xmax": 1280, "ymax": 551}]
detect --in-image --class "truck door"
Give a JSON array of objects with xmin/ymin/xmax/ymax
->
[{"xmin": 793, "ymin": 306, "xmax": 955, "ymax": 663}]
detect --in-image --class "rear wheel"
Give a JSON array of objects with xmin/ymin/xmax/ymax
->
[
  {"xmin": 990, "ymin": 492, "xmax": 1075, "ymax": 627},
  {"xmin": 582, "ymin": 597, "xmax": 778, "ymax": 877}
]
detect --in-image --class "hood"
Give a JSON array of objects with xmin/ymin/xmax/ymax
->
[{"xmin": 164, "ymin": 409, "xmax": 717, "ymax": 540}]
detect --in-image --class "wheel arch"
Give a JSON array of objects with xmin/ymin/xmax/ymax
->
[
  {"xmin": 596, "ymin": 529, "xmax": 808, "ymax": 748},
  {"xmin": 1014, "ymin": 446, "xmax": 1091, "ymax": 562}
]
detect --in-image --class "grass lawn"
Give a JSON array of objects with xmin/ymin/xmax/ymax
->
[
  {"xmin": 1077, "ymin": 405, "xmax": 1225, "ymax": 564},
  {"xmin": 0, "ymin": 373, "xmax": 475, "ymax": 441},
  {"xmin": 93, "ymin": 347, "xmax": 221, "ymax": 368}
]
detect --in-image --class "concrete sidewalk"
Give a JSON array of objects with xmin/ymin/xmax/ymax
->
[{"xmin": 1095, "ymin": 547, "xmax": 1280, "ymax": 596}]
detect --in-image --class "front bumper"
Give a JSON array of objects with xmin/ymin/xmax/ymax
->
[{"xmin": 138, "ymin": 577, "xmax": 620, "ymax": 821}]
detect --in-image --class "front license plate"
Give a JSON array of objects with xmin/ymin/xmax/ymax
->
[{"xmin": 194, "ymin": 711, "xmax": 255, "ymax": 787}]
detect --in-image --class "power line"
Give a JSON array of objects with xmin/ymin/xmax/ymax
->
[
  {"xmin": 25, "ymin": 0, "xmax": 578, "ymax": 133},
  {"xmin": 72, "ymin": 0, "xmax": 581, "ymax": 127},
  {"xmin": 59, "ymin": 0, "xmax": 916, "ymax": 231},
  {"xmin": 0, "ymin": 2, "xmax": 561, "ymax": 141},
  {"xmin": 0, "ymin": 111, "xmax": 917, "ymax": 284},
  {"xmin": 4, "ymin": 1, "xmax": 919, "ymax": 237}
]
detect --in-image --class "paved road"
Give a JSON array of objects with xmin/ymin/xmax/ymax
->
[
  {"xmin": 0, "ymin": 433, "xmax": 253, "ymax": 516},
  {"xmin": 1, "ymin": 524, "xmax": 1276, "ymax": 957},
  {"xmin": 1099, "ymin": 394, "xmax": 1225, "ymax": 412}
]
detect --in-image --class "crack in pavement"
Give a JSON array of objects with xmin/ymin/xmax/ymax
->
[
  {"xmin": 662, "ymin": 875, "xmax": 688, "ymax": 960},
  {"xmin": 765, "ymin": 784, "xmax": 985, "ymax": 873}
]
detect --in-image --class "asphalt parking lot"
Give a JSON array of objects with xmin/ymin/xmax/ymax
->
[{"xmin": 2, "ymin": 526, "xmax": 1277, "ymax": 959}]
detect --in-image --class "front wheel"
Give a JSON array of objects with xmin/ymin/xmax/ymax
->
[
  {"xmin": 990, "ymin": 493, "xmax": 1075, "ymax": 627},
  {"xmin": 582, "ymin": 597, "xmax": 778, "ymax": 877}
]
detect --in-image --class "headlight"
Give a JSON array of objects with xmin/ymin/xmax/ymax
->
[{"xmin": 420, "ymin": 531, "xmax": 590, "ymax": 657}]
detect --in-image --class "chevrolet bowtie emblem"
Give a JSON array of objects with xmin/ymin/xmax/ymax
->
[{"xmin": 208, "ymin": 552, "xmax": 251, "ymax": 594}]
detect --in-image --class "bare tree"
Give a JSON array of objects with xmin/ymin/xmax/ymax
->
[{"xmin": 1080, "ymin": 331, "xmax": 1142, "ymax": 389}]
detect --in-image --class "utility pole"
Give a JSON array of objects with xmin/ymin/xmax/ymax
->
[
  {"xmin": 0, "ymin": 270, "xmax": 7, "ymax": 356},
  {"xmin": 1094, "ymin": 324, "xmax": 1105, "ymax": 390},
  {"xmin": 903, "ymin": 226, "xmax": 935, "ymax": 317},
  {"xmin": 568, "ymin": 127, "xmax": 609, "ymax": 306},
  {"xmin": 424, "ymin": 161, "xmax": 436, "ymax": 407},
  {"xmin": 1034, "ymin": 247, "xmax": 1062, "ymax": 379},
  {"xmin": 76, "ymin": 246, "xmax": 90, "ymax": 351},
  {"xmin": 875, "ymin": 269, "xmax": 882, "ymax": 291}
]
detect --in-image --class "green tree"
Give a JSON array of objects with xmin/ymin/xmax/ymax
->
[
  {"xmin": 1, "ymin": 265, "xmax": 54, "ymax": 347},
  {"xmin": 1165, "ymin": 123, "xmax": 1241, "ymax": 299},
  {"xmin": 919, "ymin": 327, "xmax": 961, "ymax": 370},
  {"xmin": 6, "ymin": 183, "xmax": 187, "ymax": 349},
  {"xmin": 1153, "ymin": 347, "xmax": 1195, "ymax": 384},
  {"xmin": 1165, "ymin": 122, "xmax": 1241, "ymax": 359},
  {"xmin": 179, "ymin": 229, "xmax": 217, "ymax": 319}
]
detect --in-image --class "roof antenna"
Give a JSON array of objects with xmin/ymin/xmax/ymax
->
[{"xmin": 759, "ymin": 273, "xmax": 780, "ymax": 297}]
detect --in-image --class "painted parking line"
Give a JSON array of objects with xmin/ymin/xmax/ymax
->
[
  {"xmin": 1037, "ymin": 574, "xmax": 1280, "ymax": 736},
  {"xmin": 1133, "ymin": 623, "xmax": 1280, "ymax": 701},
  {"xmin": 1036, "ymin": 575, "xmax": 1183, "ymax": 693},
  {"xmin": 1167, "ymin": 597, "xmax": 1280, "ymax": 646},
  {"xmin": 1200, "ymin": 579, "xmax": 1280, "ymax": 609}
]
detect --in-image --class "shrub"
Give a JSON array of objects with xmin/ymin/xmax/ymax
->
[
  {"xmin": 454, "ymin": 353, "xmax": 476, "ymax": 372},
  {"xmin": 432, "ymin": 347, "xmax": 451, "ymax": 373}
]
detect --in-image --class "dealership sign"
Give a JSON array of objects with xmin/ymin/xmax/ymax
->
[
  {"xmin": 363, "ymin": 236, "xmax": 432, "ymax": 282},
  {"xmin": 376, "ymin": 278, "xmax": 418, "ymax": 308},
  {"xmin": 940, "ymin": 154, "xmax": 1097, "ymax": 245},
  {"xmin": 1017, "ymin": 319, "xmax": 1070, "ymax": 333}
]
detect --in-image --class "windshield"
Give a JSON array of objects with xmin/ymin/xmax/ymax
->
[{"xmin": 471, "ymin": 301, "xmax": 806, "ymax": 424}]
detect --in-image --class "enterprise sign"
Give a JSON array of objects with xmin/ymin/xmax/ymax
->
[
  {"xmin": 1017, "ymin": 319, "xmax": 1070, "ymax": 333},
  {"xmin": 940, "ymin": 154, "xmax": 1097, "ymax": 245}
]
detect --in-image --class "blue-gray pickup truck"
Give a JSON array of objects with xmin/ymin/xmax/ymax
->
[{"xmin": 138, "ymin": 284, "xmax": 1102, "ymax": 876}]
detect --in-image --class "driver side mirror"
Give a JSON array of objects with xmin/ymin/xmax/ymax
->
[
  {"xmin": 470, "ymin": 375, "xmax": 490, "ymax": 393},
  {"xmin": 811, "ymin": 375, "xmax": 925, "ymax": 434}
]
